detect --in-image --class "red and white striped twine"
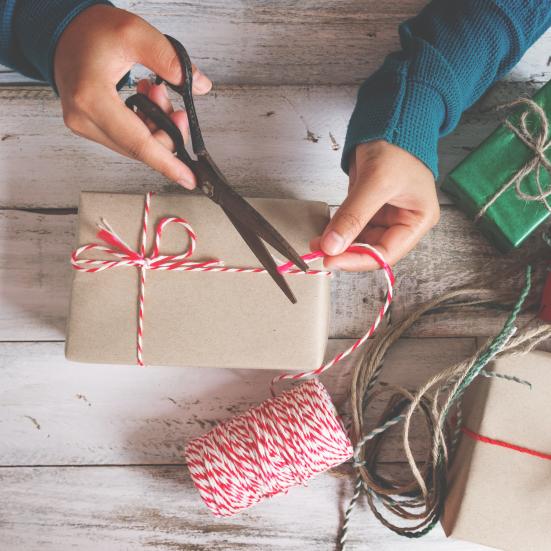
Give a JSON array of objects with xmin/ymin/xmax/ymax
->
[
  {"xmin": 185, "ymin": 238, "xmax": 394, "ymax": 517},
  {"xmin": 185, "ymin": 379, "xmax": 354, "ymax": 517},
  {"xmin": 71, "ymin": 191, "xmax": 395, "ymax": 515}
]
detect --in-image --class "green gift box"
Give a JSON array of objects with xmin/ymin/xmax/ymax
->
[{"xmin": 442, "ymin": 80, "xmax": 551, "ymax": 252}]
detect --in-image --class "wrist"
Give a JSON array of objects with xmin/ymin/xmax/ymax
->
[
  {"xmin": 342, "ymin": 60, "xmax": 446, "ymax": 180},
  {"xmin": 16, "ymin": 0, "xmax": 113, "ymax": 90}
]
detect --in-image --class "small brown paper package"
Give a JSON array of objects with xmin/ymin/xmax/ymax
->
[
  {"xmin": 65, "ymin": 192, "xmax": 331, "ymax": 369},
  {"xmin": 442, "ymin": 350, "xmax": 551, "ymax": 551}
]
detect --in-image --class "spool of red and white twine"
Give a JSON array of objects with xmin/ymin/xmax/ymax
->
[{"xmin": 71, "ymin": 192, "xmax": 395, "ymax": 516}]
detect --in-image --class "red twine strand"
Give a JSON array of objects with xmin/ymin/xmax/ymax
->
[{"xmin": 462, "ymin": 426, "xmax": 551, "ymax": 462}]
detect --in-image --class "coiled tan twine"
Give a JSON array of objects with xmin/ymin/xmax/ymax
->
[{"xmin": 338, "ymin": 266, "xmax": 551, "ymax": 549}]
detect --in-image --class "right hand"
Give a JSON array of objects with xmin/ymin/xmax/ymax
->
[
  {"xmin": 312, "ymin": 141, "xmax": 440, "ymax": 271},
  {"xmin": 54, "ymin": 4, "xmax": 212, "ymax": 189}
]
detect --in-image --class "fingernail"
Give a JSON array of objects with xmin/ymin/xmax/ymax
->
[
  {"xmin": 194, "ymin": 72, "xmax": 212, "ymax": 94},
  {"xmin": 159, "ymin": 83, "xmax": 169, "ymax": 99},
  {"xmin": 322, "ymin": 230, "xmax": 345, "ymax": 255},
  {"xmin": 178, "ymin": 177, "xmax": 194, "ymax": 189}
]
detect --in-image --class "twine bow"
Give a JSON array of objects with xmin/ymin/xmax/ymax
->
[
  {"xmin": 71, "ymin": 192, "xmax": 332, "ymax": 366},
  {"xmin": 475, "ymin": 97, "xmax": 551, "ymax": 222}
]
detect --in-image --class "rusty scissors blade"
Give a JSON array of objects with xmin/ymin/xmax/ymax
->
[
  {"xmin": 125, "ymin": 35, "xmax": 308, "ymax": 303},
  {"xmin": 221, "ymin": 205, "xmax": 298, "ymax": 304}
]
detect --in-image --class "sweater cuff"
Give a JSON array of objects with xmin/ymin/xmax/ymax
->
[
  {"xmin": 14, "ymin": 0, "xmax": 113, "ymax": 88},
  {"xmin": 342, "ymin": 62, "xmax": 446, "ymax": 180}
]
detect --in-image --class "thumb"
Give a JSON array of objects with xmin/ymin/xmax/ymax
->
[
  {"xmin": 321, "ymin": 182, "xmax": 387, "ymax": 256},
  {"xmin": 133, "ymin": 24, "xmax": 212, "ymax": 94}
]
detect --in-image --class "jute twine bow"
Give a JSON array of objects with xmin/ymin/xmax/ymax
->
[
  {"xmin": 338, "ymin": 266, "xmax": 551, "ymax": 549},
  {"xmin": 71, "ymin": 192, "xmax": 331, "ymax": 366},
  {"xmin": 475, "ymin": 97, "xmax": 551, "ymax": 222}
]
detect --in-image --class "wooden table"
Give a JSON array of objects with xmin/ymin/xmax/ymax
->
[{"xmin": 1, "ymin": 2, "xmax": 549, "ymax": 549}]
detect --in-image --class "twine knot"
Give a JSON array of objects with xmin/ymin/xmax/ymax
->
[
  {"xmin": 140, "ymin": 257, "xmax": 152, "ymax": 269},
  {"xmin": 475, "ymin": 97, "xmax": 551, "ymax": 222}
]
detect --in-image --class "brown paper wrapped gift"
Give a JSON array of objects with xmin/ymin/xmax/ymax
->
[
  {"xmin": 65, "ymin": 192, "xmax": 331, "ymax": 369},
  {"xmin": 442, "ymin": 351, "xmax": 551, "ymax": 551}
]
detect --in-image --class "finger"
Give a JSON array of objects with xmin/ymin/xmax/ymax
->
[
  {"xmin": 142, "ymin": 82, "xmax": 175, "ymax": 135},
  {"xmin": 170, "ymin": 109, "xmax": 190, "ymax": 142},
  {"xmin": 135, "ymin": 79, "xmax": 152, "ymax": 126},
  {"xmin": 151, "ymin": 110, "xmax": 189, "ymax": 150},
  {"xmin": 134, "ymin": 82, "xmax": 177, "ymax": 135},
  {"xmin": 136, "ymin": 79, "xmax": 161, "ymax": 133},
  {"xmin": 95, "ymin": 91, "xmax": 196, "ymax": 188},
  {"xmin": 309, "ymin": 236, "xmax": 321, "ymax": 252},
  {"xmin": 131, "ymin": 24, "xmax": 212, "ymax": 94},
  {"xmin": 148, "ymin": 82, "xmax": 173, "ymax": 114},
  {"xmin": 136, "ymin": 79, "xmax": 151, "ymax": 95},
  {"xmin": 328, "ymin": 223, "xmax": 427, "ymax": 272},
  {"xmin": 320, "ymin": 182, "xmax": 389, "ymax": 256},
  {"xmin": 148, "ymin": 83, "xmax": 191, "ymax": 141},
  {"xmin": 322, "ymin": 226, "xmax": 386, "ymax": 271}
]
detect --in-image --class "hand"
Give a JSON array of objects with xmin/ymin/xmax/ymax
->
[
  {"xmin": 54, "ymin": 5, "xmax": 212, "ymax": 189},
  {"xmin": 313, "ymin": 141, "xmax": 439, "ymax": 271}
]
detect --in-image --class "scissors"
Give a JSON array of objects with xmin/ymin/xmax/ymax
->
[{"xmin": 125, "ymin": 35, "xmax": 308, "ymax": 304}]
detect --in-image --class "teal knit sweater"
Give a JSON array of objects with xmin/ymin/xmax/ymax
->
[
  {"xmin": 343, "ymin": 0, "xmax": 551, "ymax": 178},
  {"xmin": 1, "ymin": 0, "xmax": 550, "ymax": 178}
]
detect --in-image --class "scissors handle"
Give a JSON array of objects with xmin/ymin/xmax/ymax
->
[
  {"xmin": 126, "ymin": 93, "xmax": 222, "ymax": 203},
  {"xmin": 155, "ymin": 35, "xmax": 206, "ymax": 157},
  {"xmin": 125, "ymin": 93, "xmax": 194, "ymax": 166}
]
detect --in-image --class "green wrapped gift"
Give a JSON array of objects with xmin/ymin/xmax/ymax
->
[{"xmin": 442, "ymin": 80, "xmax": 551, "ymax": 252}]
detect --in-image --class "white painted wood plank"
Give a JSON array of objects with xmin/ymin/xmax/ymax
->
[
  {"xmin": 0, "ymin": 70, "xmax": 42, "ymax": 85},
  {"xmin": 0, "ymin": 86, "xmax": 352, "ymax": 208},
  {"xmin": 0, "ymin": 206, "xmax": 542, "ymax": 343},
  {"xmin": 0, "ymin": 80, "xmax": 542, "ymax": 209},
  {"xmin": 0, "ymin": 338, "xmax": 476, "ymax": 466},
  {"xmin": 0, "ymin": 465, "xmax": 491, "ymax": 551},
  {"xmin": 0, "ymin": 210, "xmax": 75, "ymax": 341},
  {"xmin": 1, "ymin": 2, "xmax": 549, "ymax": 85},
  {"xmin": 394, "ymin": 211, "xmax": 546, "ymax": 339}
]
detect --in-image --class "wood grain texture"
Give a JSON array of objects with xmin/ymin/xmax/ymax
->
[
  {"xmin": 0, "ymin": 206, "xmax": 543, "ymax": 343},
  {"xmin": 1, "ymin": 4, "xmax": 548, "ymax": 550},
  {"xmin": 0, "ymin": 465, "xmax": 492, "ymax": 551},
  {"xmin": 0, "ymin": 1, "xmax": 549, "ymax": 85},
  {"xmin": 0, "ymin": 80, "xmax": 545, "ymax": 209},
  {"xmin": 0, "ymin": 338, "xmax": 476, "ymax": 466}
]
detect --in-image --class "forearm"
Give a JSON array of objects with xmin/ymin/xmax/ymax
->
[
  {"xmin": 0, "ymin": 0, "xmax": 111, "ymax": 85},
  {"xmin": 343, "ymin": 0, "xmax": 551, "ymax": 178}
]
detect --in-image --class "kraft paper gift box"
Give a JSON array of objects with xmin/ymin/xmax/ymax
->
[
  {"xmin": 441, "ymin": 350, "xmax": 551, "ymax": 551},
  {"xmin": 441, "ymin": 79, "xmax": 551, "ymax": 252},
  {"xmin": 65, "ymin": 192, "xmax": 331, "ymax": 369}
]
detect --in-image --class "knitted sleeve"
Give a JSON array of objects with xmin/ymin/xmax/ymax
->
[
  {"xmin": 0, "ymin": 0, "xmax": 112, "ymax": 86},
  {"xmin": 342, "ymin": 0, "xmax": 551, "ymax": 179}
]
